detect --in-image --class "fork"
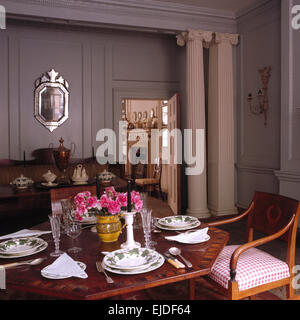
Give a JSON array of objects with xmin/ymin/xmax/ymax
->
[{"xmin": 95, "ymin": 261, "xmax": 114, "ymax": 284}]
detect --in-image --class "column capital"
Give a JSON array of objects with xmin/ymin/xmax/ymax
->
[
  {"xmin": 176, "ymin": 29, "xmax": 213, "ymax": 47},
  {"xmin": 215, "ymin": 32, "xmax": 239, "ymax": 46}
]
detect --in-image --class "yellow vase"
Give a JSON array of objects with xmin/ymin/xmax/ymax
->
[{"xmin": 96, "ymin": 215, "xmax": 125, "ymax": 243}]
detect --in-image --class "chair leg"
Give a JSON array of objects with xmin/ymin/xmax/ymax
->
[
  {"xmin": 286, "ymin": 283, "xmax": 295, "ymax": 299},
  {"xmin": 159, "ymin": 184, "xmax": 164, "ymax": 201}
]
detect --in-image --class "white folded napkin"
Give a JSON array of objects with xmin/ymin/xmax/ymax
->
[
  {"xmin": 41, "ymin": 253, "xmax": 88, "ymax": 279},
  {"xmin": 165, "ymin": 227, "xmax": 209, "ymax": 242},
  {"xmin": 0, "ymin": 229, "xmax": 52, "ymax": 240},
  {"xmin": 0, "ymin": 266, "xmax": 5, "ymax": 289}
]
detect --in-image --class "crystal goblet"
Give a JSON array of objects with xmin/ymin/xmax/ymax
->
[
  {"xmin": 48, "ymin": 214, "xmax": 64, "ymax": 257},
  {"xmin": 65, "ymin": 221, "xmax": 82, "ymax": 254},
  {"xmin": 140, "ymin": 209, "xmax": 154, "ymax": 249}
]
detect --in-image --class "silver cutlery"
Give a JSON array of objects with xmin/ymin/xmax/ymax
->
[
  {"xmin": 95, "ymin": 261, "xmax": 114, "ymax": 283},
  {"xmin": 1, "ymin": 257, "xmax": 45, "ymax": 269},
  {"xmin": 169, "ymin": 247, "xmax": 193, "ymax": 268}
]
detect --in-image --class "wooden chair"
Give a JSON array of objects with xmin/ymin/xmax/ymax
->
[
  {"xmin": 135, "ymin": 158, "xmax": 164, "ymax": 200},
  {"xmin": 50, "ymin": 185, "xmax": 96, "ymax": 215},
  {"xmin": 204, "ymin": 191, "xmax": 300, "ymax": 300}
]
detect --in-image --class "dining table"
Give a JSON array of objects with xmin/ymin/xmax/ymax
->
[{"xmin": 1, "ymin": 217, "xmax": 229, "ymax": 300}]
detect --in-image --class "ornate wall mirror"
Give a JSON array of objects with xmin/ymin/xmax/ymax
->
[{"xmin": 34, "ymin": 69, "xmax": 69, "ymax": 132}]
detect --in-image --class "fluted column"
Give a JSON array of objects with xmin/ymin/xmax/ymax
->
[
  {"xmin": 177, "ymin": 29, "xmax": 212, "ymax": 218},
  {"xmin": 207, "ymin": 32, "xmax": 239, "ymax": 216}
]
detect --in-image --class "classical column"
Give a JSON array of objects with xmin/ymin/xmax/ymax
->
[
  {"xmin": 207, "ymin": 32, "xmax": 239, "ymax": 216},
  {"xmin": 177, "ymin": 29, "xmax": 212, "ymax": 218}
]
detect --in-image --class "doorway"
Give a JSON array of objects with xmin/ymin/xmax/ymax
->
[{"xmin": 122, "ymin": 95, "xmax": 181, "ymax": 215}]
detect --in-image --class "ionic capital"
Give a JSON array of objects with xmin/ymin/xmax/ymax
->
[
  {"xmin": 176, "ymin": 29, "xmax": 213, "ymax": 47},
  {"xmin": 215, "ymin": 32, "xmax": 239, "ymax": 46}
]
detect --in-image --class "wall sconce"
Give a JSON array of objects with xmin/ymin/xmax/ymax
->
[{"xmin": 247, "ymin": 66, "xmax": 271, "ymax": 127}]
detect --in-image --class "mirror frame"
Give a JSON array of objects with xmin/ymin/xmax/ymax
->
[{"xmin": 34, "ymin": 69, "xmax": 69, "ymax": 132}]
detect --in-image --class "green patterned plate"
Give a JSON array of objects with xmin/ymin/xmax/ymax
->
[
  {"xmin": 103, "ymin": 254, "xmax": 164, "ymax": 275},
  {"xmin": 0, "ymin": 237, "xmax": 46, "ymax": 255},
  {"xmin": 158, "ymin": 216, "xmax": 199, "ymax": 228},
  {"xmin": 103, "ymin": 248, "xmax": 160, "ymax": 270}
]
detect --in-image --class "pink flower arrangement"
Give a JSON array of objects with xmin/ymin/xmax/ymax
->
[
  {"xmin": 74, "ymin": 191, "xmax": 101, "ymax": 221},
  {"xmin": 74, "ymin": 187, "xmax": 143, "ymax": 220}
]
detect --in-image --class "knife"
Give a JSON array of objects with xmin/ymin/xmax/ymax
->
[{"xmin": 163, "ymin": 252, "xmax": 185, "ymax": 269}]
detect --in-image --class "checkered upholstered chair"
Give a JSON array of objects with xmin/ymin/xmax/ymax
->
[{"xmin": 205, "ymin": 191, "xmax": 300, "ymax": 300}]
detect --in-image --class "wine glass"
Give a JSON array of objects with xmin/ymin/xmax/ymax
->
[
  {"xmin": 48, "ymin": 215, "xmax": 64, "ymax": 257},
  {"xmin": 140, "ymin": 209, "xmax": 154, "ymax": 249},
  {"xmin": 65, "ymin": 221, "xmax": 82, "ymax": 254}
]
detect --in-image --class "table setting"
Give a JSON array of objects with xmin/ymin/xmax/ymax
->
[{"xmin": 0, "ymin": 179, "xmax": 229, "ymax": 300}]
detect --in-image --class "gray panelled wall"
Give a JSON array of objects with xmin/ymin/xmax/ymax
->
[
  {"xmin": 0, "ymin": 21, "xmax": 183, "ymax": 161},
  {"xmin": 235, "ymin": 0, "xmax": 282, "ymax": 209}
]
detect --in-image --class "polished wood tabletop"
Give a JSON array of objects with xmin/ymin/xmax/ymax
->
[{"xmin": 2, "ymin": 219, "xmax": 229, "ymax": 300}]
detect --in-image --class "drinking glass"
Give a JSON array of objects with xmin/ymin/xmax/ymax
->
[
  {"xmin": 60, "ymin": 199, "xmax": 73, "ymax": 233},
  {"xmin": 150, "ymin": 216, "xmax": 158, "ymax": 246},
  {"xmin": 48, "ymin": 214, "xmax": 64, "ymax": 257},
  {"xmin": 140, "ymin": 209, "xmax": 153, "ymax": 248},
  {"xmin": 65, "ymin": 221, "xmax": 82, "ymax": 254}
]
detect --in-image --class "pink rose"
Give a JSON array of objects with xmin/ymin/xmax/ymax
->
[
  {"xmin": 105, "ymin": 187, "xmax": 117, "ymax": 198},
  {"xmin": 107, "ymin": 200, "xmax": 121, "ymax": 215},
  {"xmin": 87, "ymin": 196, "xmax": 98, "ymax": 209},
  {"xmin": 134, "ymin": 199, "xmax": 143, "ymax": 212},
  {"xmin": 116, "ymin": 193, "xmax": 127, "ymax": 207}
]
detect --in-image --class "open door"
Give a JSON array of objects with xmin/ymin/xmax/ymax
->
[{"xmin": 167, "ymin": 93, "xmax": 181, "ymax": 215}]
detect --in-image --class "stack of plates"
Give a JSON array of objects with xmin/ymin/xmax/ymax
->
[
  {"xmin": 156, "ymin": 215, "xmax": 200, "ymax": 231},
  {"xmin": 0, "ymin": 237, "xmax": 48, "ymax": 258},
  {"xmin": 102, "ymin": 248, "xmax": 164, "ymax": 275},
  {"xmin": 71, "ymin": 210, "xmax": 97, "ymax": 225}
]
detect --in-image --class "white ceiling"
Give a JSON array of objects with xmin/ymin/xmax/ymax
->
[{"xmin": 157, "ymin": 0, "xmax": 268, "ymax": 14}]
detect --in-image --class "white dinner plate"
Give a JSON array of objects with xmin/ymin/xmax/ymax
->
[
  {"xmin": 158, "ymin": 216, "xmax": 199, "ymax": 228},
  {"xmin": 0, "ymin": 242, "xmax": 48, "ymax": 259},
  {"xmin": 103, "ymin": 248, "xmax": 160, "ymax": 270},
  {"xmin": 102, "ymin": 254, "xmax": 164, "ymax": 275},
  {"xmin": 0, "ymin": 237, "xmax": 46, "ymax": 255},
  {"xmin": 155, "ymin": 220, "xmax": 200, "ymax": 231}
]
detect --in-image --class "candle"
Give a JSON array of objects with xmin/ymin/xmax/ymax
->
[
  {"xmin": 127, "ymin": 180, "xmax": 131, "ymax": 212},
  {"xmin": 96, "ymin": 175, "xmax": 101, "ymax": 199}
]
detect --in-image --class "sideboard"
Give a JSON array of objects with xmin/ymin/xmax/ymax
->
[{"xmin": 0, "ymin": 153, "xmax": 125, "ymax": 236}]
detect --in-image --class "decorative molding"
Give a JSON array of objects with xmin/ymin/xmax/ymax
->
[
  {"xmin": 236, "ymin": 164, "xmax": 276, "ymax": 176},
  {"xmin": 3, "ymin": 0, "xmax": 237, "ymax": 33},
  {"xmin": 275, "ymin": 171, "xmax": 300, "ymax": 183}
]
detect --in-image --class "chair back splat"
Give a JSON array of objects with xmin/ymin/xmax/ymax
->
[
  {"xmin": 50, "ymin": 185, "xmax": 97, "ymax": 215},
  {"xmin": 246, "ymin": 192, "xmax": 300, "ymax": 242}
]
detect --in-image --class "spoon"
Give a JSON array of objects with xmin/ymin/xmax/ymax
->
[
  {"xmin": 169, "ymin": 247, "xmax": 193, "ymax": 268},
  {"xmin": 2, "ymin": 257, "xmax": 45, "ymax": 269}
]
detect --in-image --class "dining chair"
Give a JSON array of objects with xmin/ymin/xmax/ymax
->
[
  {"xmin": 50, "ymin": 185, "xmax": 97, "ymax": 215},
  {"xmin": 135, "ymin": 158, "xmax": 164, "ymax": 200},
  {"xmin": 204, "ymin": 191, "xmax": 300, "ymax": 300}
]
